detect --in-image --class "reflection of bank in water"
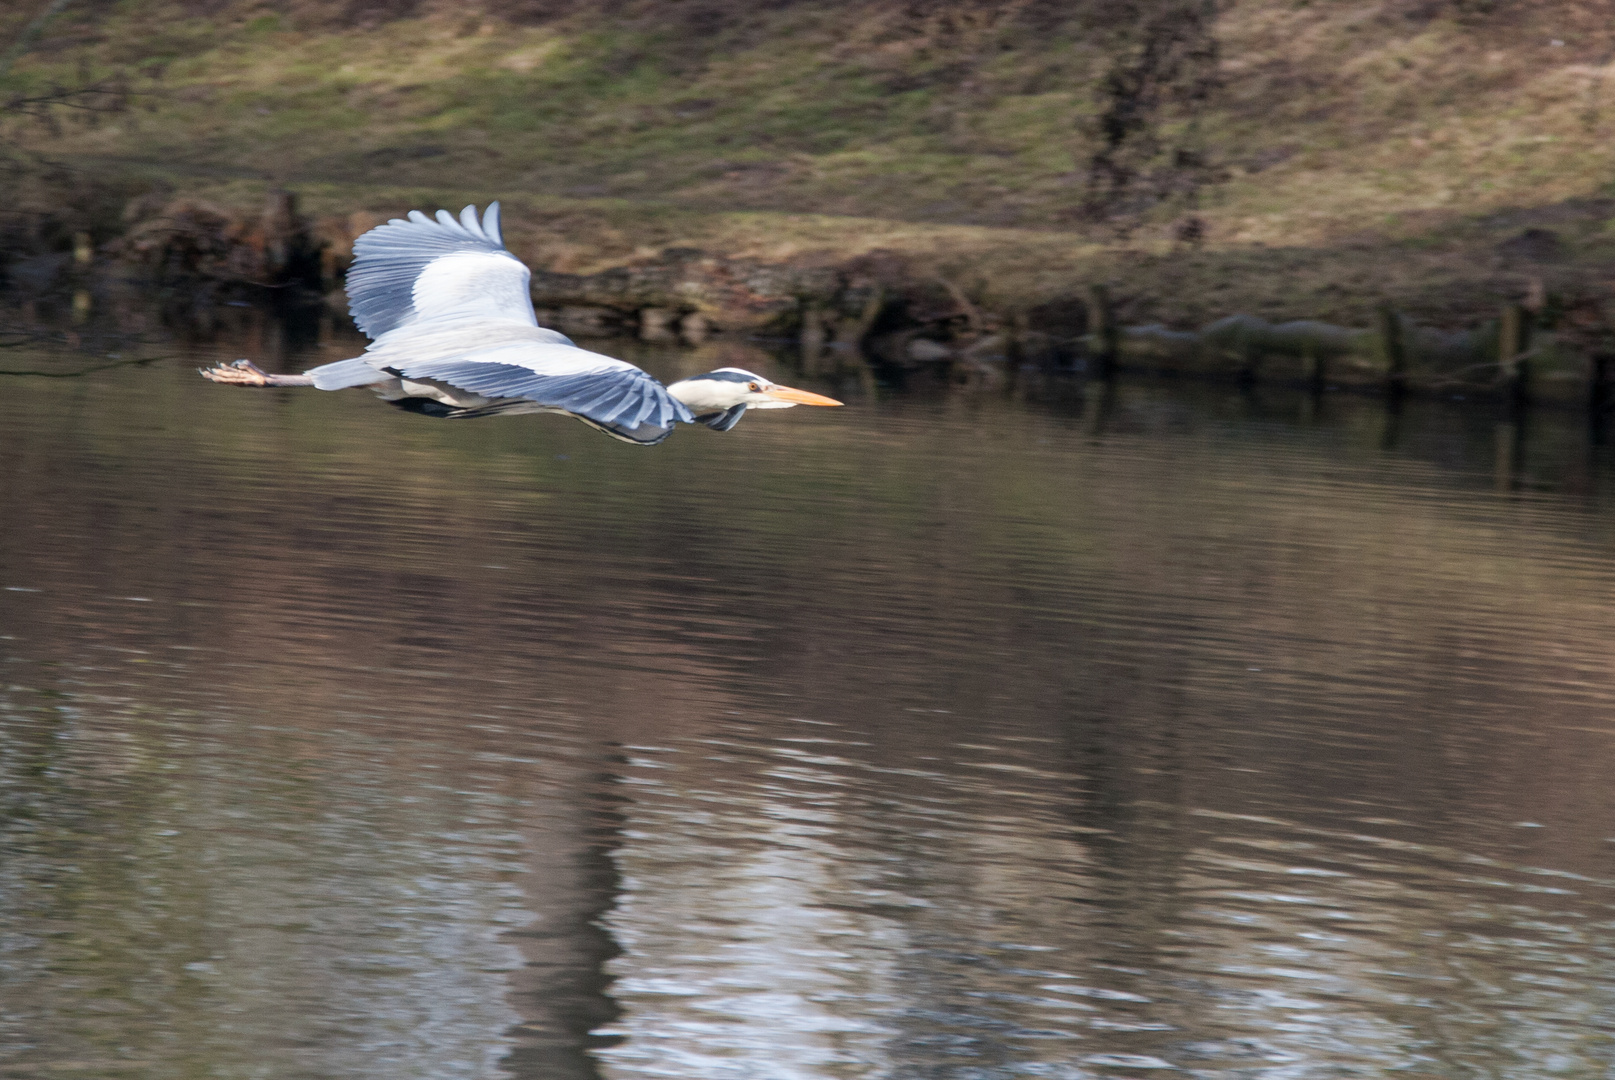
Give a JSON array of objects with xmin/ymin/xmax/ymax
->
[
  {"xmin": 581, "ymin": 711, "xmax": 1615, "ymax": 1078},
  {"xmin": 497, "ymin": 754, "xmax": 625, "ymax": 1080},
  {"xmin": 875, "ymin": 301, "xmax": 1609, "ymax": 417},
  {"xmin": 593, "ymin": 742, "xmax": 904, "ymax": 1079},
  {"xmin": 7, "ymin": 300, "xmax": 1615, "ymax": 1076}
]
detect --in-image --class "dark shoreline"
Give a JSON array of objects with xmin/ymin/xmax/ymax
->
[{"xmin": 6, "ymin": 188, "xmax": 1615, "ymax": 422}]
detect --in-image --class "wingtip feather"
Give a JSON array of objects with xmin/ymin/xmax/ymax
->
[{"xmin": 347, "ymin": 201, "xmax": 527, "ymax": 338}]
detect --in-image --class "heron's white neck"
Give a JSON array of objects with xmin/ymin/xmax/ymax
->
[{"xmin": 666, "ymin": 377, "xmax": 749, "ymax": 413}]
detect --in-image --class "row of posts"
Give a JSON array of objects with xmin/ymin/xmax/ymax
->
[{"xmin": 1079, "ymin": 287, "xmax": 1612, "ymax": 423}]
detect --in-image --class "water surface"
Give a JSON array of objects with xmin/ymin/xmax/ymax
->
[{"xmin": 4, "ymin": 319, "xmax": 1615, "ymax": 1079}]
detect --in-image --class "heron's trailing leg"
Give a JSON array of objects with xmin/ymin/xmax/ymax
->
[{"xmin": 199, "ymin": 359, "xmax": 315, "ymax": 387}]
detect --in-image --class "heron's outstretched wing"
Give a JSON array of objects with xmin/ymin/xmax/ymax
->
[
  {"xmin": 347, "ymin": 203, "xmax": 535, "ymax": 339},
  {"xmin": 388, "ymin": 342, "xmax": 696, "ymax": 445}
]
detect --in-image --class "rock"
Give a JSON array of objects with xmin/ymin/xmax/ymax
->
[
  {"xmin": 638, "ymin": 307, "xmax": 678, "ymax": 342},
  {"xmin": 1266, "ymin": 319, "xmax": 1366, "ymax": 356},
  {"xmin": 528, "ymin": 248, "xmax": 841, "ymax": 334},
  {"xmin": 1198, "ymin": 314, "xmax": 1372, "ymax": 359},
  {"xmin": 114, "ymin": 192, "xmax": 324, "ymax": 290},
  {"xmin": 1124, "ymin": 324, "xmax": 1200, "ymax": 359},
  {"xmin": 679, "ymin": 312, "xmax": 710, "ymax": 344},
  {"xmin": 1200, "ymin": 313, "xmax": 1272, "ymax": 348},
  {"xmin": 906, "ymin": 337, "xmax": 954, "ymax": 362},
  {"xmin": 554, "ymin": 306, "xmax": 622, "ymax": 338},
  {"xmin": 961, "ymin": 334, "xmax": 1008, "ymax": 361}
]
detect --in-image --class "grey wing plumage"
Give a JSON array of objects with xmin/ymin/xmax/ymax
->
[
  {"xmin": 347, "ymin": 203, "xmax": 534, "ymax": 338},
  {"xmin": 392, "ymin": 355, "xmax": 695, "ymax": 445},
  {"xmin": 695, "ymin": 404, "xmax": 748, "ymax": 431}
]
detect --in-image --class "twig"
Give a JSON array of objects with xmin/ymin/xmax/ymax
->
[
  {"xmin": 3, "ymin": 82, "xmax": 128, "ymax": 116},
  {"xmin": 0, "ymin": 355, "xmax": 166, "ymax": 377}
]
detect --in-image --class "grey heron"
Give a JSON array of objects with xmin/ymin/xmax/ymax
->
[{"xmin": 200, "ymin": 202, "xmax": 842, "ymax": 444}]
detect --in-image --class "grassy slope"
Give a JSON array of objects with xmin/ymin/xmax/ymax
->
[{"xmin": 10, "ymin": 0, "xmax": 1615, "ymax": 324}]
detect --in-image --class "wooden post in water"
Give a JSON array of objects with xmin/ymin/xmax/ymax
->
[
  {"xmin": 838, "ymin": 283, "xmax": 886, "ymax": 355},
  {"xmin": 1300, "ymin": 339, "xmax": 1326, "ymax": 397},
  {"xmin": 262, "ymin": 188, "xmax": 297, "ymax": 283},
  {"xmin": 1298, "ymin": 339, "xmax": 1325, "ymax": 423},
  {"xmin": 1004, "ymin": 309, "xmax": 1028, "ymax": 392},
  {"xmin": 69, "ymin": 231, "xmax": 93, "ymax": 325},
  {"xmin": 1495, "ymin": 421, "xmax": 1518, "ymax": 491},
  {"xmin": 1087, "ymin": 284, "xmax": 1119, "ymax": 379},
  {"xmin": 1235, "ymin": 324, "xmax": 1259, "ymax": 388},
  {"xmin": 1591, "ymin": 352, "xmax": 1613, "ymax": 444},
  {"xmin": 1498, "ymin": 303, "xmax": 1531, "ymax": 413},
  {"xmin": 1376, "ymin": 304, "xmax": 1407, "ymax": 398}
]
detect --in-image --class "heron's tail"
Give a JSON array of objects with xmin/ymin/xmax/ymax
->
[{"xmin": 306, "ymin": 358, "xmax": 390, "ymax": 390}]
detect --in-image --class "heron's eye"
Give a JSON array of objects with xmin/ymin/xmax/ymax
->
[{"xmin": 748, "ymin": 382, "xmax": 760, "ymax": 392}]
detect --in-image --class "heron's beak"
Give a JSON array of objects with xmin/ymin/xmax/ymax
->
[{"xmin": 763, "ymin": 384, "xmax": 843, "ymax": 406}]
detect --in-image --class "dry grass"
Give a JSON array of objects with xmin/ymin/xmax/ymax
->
[{"xmin": 9, "ymin": 0, "xmax": 1615, "ymax": 323}]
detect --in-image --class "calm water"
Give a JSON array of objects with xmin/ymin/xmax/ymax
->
[{"xmin": 4, "ymin": 312, "xmax": 1615, "ymax": 1079}]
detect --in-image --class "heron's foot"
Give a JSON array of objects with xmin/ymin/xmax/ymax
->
[
  {"xmin": 199, "ymin": 359, "xmax": 313, "ymax": 387},
  {"xmin": 200, "ymin": 359, "xmax": 272, "ymax": 386}
]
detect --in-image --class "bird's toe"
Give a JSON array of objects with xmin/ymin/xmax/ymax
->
[{"xmin": 199, "ymin": 362, "xmax": 267, "ymax": 385}]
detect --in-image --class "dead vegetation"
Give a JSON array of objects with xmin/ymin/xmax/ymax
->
[
  {"xmin": 0, "ymin": 2, "xmax": 158, "ymax": 281},
  {"xmin": 6, "ymin": 0, "xmax": 1615, "ymax": 331}
]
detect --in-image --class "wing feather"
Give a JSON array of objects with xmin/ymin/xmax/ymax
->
[
  {"xmin": 347, "ymin": 202, "xmax": 534, "ymax": 339},
  {"xmin": 624, "ymin": 385, "xmax": 660, "ymax": 428},
  {"xmin": 387, "ymin": 347, "xmax": 694, "ymax": 443},
  {"xmin": 570, "ymin": 382, "xmax": 630, "ymax": 418}
]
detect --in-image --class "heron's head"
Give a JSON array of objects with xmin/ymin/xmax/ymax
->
[{"xmin": 667, "ymin": 368, "xmax": 843, "ymax": 413}]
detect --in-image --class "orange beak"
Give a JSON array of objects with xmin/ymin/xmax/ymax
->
[{"xmin": 763, "ymin": 384, "xmax": 844, "ymax": 406}]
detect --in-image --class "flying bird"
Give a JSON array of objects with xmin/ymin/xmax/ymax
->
[{"xmin": 200, "ymin": 202, "xmax": 842, "ymax": 444}]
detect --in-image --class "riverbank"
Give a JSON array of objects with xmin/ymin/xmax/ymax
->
[
  {"xmin": 4, "ymin": 179, "xmax": 1606, "ymax": 414},
  {"xmin": 7, "ymin": 0, "xmax": 1615, "ymax": 336},
  {"xmin": 16, "ymin": 171, "xmax": 1615, "ymax": 320}
]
